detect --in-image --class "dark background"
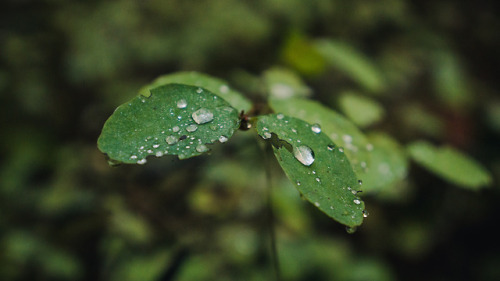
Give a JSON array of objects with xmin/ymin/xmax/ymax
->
[{"xmin": 1, "ymin": 0, "xmax": 499, "ymax": 280}]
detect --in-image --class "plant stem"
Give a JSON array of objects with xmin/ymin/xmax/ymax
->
[{"xmin": 264, "ymin": 143, "xmax": 281, "ymax": 281}]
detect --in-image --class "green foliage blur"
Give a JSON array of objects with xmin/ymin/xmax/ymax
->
[{"xmin": 1, "ymin": 1, "xmax": 499, "ymax": 280}]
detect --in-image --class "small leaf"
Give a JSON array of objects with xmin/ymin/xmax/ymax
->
[
  {"xmin": 256, "ymin": 114, "xmax": 365, "ymax": 227},
  {"xmin": 138, "ymin": 71, "xmax": 253, "ymax": 113},
  {"xmin": 408, "ymin": 141, "xmax": 492, "ymax": 189},
  {"xmin": 432, "ymin": 50, "xmax": 472, "ymax": 109},
  {"xmin": 338, "ymin": 91, "xmax": 385, "ymax": 128},
  {"xmin": 98, "ymin": 84, "xmax": 240, "ymax": 164},
  {"xmin": 361, "ymin": 133, "xmax": 408, "ymax": 193},
  {"xmin": 263, "ymin": 67, "xmax": 311, "ymax": 99},
  {"xmin": 270, "ymin": 98, "xmax": 372, "ymax": 177},
  {"xmin": 314, "ymin": 39, "xmax": 385, "ymax": 93},
  {"xmin": 281, "ymin": 32, "xmax": 327, "ymax": 77}
]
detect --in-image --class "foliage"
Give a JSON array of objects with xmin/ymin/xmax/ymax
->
[{"xmin": 1, "ymin": 1, "xmax": 500, "ymax": 281}]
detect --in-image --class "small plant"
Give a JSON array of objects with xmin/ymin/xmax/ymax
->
[{"xmin": 98, "ymin": 69, "xmax": 492, "ymax": 231}]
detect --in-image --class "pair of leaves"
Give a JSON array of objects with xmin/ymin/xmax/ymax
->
[{"xmin": 98, "ymin": 72, "xmax": 366, "ymax": 227}]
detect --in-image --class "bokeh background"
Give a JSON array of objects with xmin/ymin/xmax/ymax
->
[{"xmin": 1, "ymin": 0, "xmax": 500, "ymax": 280}]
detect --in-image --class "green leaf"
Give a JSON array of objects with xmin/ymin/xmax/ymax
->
[
  {"xmin": 270, "ymin": 97, "xmax": 372, "ymax": 177},
  {"xmin": 256, "ymin": 114, "xmax": 365, "ymax": 227},
  {"xmin": 263, "ymin": 67, "xmax": 311, "ymax": 99},
  {"xmin": 338, "ymin": 91, "xmax": 385, "ymax": 128},
  {"xmin": 314, "ymin": 39, "xmax": 385, "ymax": 93},
  {"xmin": 432, "ymin": 51, "xmax": 472, "ymax": 109},
  {"xmin": 408, "ymin": 141, "xmax": 492, "ymax": 189},
  {"xmin": 281, "ymin": 32, "xmax": 327, "ymax": 77},
  {"xmin": 361, "ymin": 132, "xmax": 408, "ymax": 193},
  {"xmin": 98, "ymin": 84, "xmax": 240, "ymax": 164},
  {"xmin": 138, "ymin": 71, "xmax": 253, "ymax": 113}
]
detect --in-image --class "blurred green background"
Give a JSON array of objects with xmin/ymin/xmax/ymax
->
[{"xmin": 1, "ymin": 0, "xmax": 500, "ymax": 280}]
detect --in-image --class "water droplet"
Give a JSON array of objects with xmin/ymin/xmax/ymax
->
[
  {"xmin": 130, "ymin": 155, "xmax": 138, "ymax": 160},
  {"xmin": 327, "ymin": 144, "xmax": 335, "ymax": 151},
  {"xmin": 351, "ymin": 190, "xmax": 358, "ymax": 195},
  {"xmin": 293, "ymin": 145, "xmax": 315, "ymax": 166},
  {"xmin": 358, "ymin": 180, "xmax": 363, "ymax": 185},
  {"xmin": 137, "ymin": 159, "xmax": 147, "ymax": 165},
  {"xmin": 219, "ymin": 135, "xmax": 228, "ymax": 143},
  {"xmin": 196, "ymin": 88, "xmax": 203, "ymax": 93},
  {"xmin": 314, "ymin": 202, "xmax": 320, "ymax": 207},
  {"xmin": 147, "ymin": 149, "xmax": 153, "ymax": 153},
  {"xmin": 353, "ymin": 199, "xmax": 361, "ymax": 205},
  {"xmin": 165, "ymin": 135, "xmax": 178, "ymax": 145},
  {"xmin": 311, "ymin": 123, "xmax": 322, "ymax": 134},
  {"xmin": 196, "ymin": 144, "xmax": 209, "ymax": 153},
  {"xmin": 172, "ymin": 126, "xmax": 180, "ymax": 133},
  {"xmin": 346, "ymin": 226, "xmax": 357, "ymax": 234},
  {"xmin": 186, "ymin": 124, "xmax": 198, "ymax": 132},
  {"xmin": 338, "ymin": 147, "xmax": 344, "ymax": 153},
  {"xmin": 330, "ymin": 206, "xmax": 334, "ymax": 210},
  {"xmin": 291, "ymin": 128, "xmax": 297, "ymax": 133},
  {"xmin": 192, "ymin": 108, "xmax": 214, "ymax": 124},
  {"xmin": 315, "ymin": 177, "xmax": 321, "ymax": 183},
  {"xmin": 262, "ymin": 132, "xmax": 272, "ymax": 139},
  {"xmin": 156, "ymin": 151, "xmax": 163, "ymax": 157},
  {"xmin": 363, "ymin": 210, "xmax": 369, "ymax": 218},
  {"xmin": 277, "ymin": 113, "xmax": 284, "ymax": 120},
  {"xmin": 153, "ymin": 144, "xmax": 160, "ymax": 148},
  {"xmin": 177, "ymin": 99, "xmax": 187, "ymax": 108},
  {"xmin": 296, "ymin": 180, "xmax": 301, "ymax": 186},
  {"xmin": 366, "ymin": 143, "xmax": 374, "ymax": 151}
]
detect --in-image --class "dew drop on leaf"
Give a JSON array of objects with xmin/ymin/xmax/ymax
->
[
  {"xmin": 177, "ymin": 99, "xmax": 187, "ymax": 109},
  {"xmin": 293, "ymin": 145, "xmax": 315, "ymax": 166},
  {"xmin": 311, "ymin": 123, "xmax": 322, "ymax": 134},
  {"xmin": 172, "ymin": 126, "xmax": 180, "ymax": 133},
  {"xmin": 137, "ymin": 159, "xmax": 147, "ymax": 165},
  {"xmin": 219, "ymin": 135, "xmax": 228, "ymax": 143},
  {"xmin": 262, "ymin": 132, "xmax": 272, "ymax": 139},
  {"xmin": 327, "ymin": 144, "xmax": 335, "ymax": 151},
  {"xmin": 353, "ymin": 199, "xmax": 361, "ymax": 205},
  {"xmin": 196, "ymin": 144, "xmax": 209, "ymax": 153},
  {"xmin": 346, "ymin": 226, "xmax": 357, "ymax": 234},
  {"xmin": 165, "ymin": 135, "xmax": 178, "ymax": 145},
  {"xmin": 363, "ymin": 210, "xmax": 369, "ymax": 218},
  {"xmin": 186, "ymin": 124, "xmax": 198, "ymax": 132},
  {"xmin": 277, "ymin": 113, "xmax": 285, "ymax": 120},
  {"xmin": 192, "ymin": 108, "xmax": 214, "ymax": 124}
]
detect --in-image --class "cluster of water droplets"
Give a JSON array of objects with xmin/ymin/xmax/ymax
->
[{"xmin": 126, "ymin": 88, "xmax": 240, "ymax": 164}]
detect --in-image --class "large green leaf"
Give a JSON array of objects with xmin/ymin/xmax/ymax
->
[
  {"xmin": 256, "ymin": 114, "xmax": 366, "ymax": 227},
  {"xmin": 98, "ymin": 84, "xmax": 240, "ymax": 164},
  {"xmin": 361, "ymin": 132, "xmax": 408, "ymax": 193},
  {"xmin": 270, "ymin": 98, "xmax": 372, "ymax": 177},
  {"xmin": 408, "ymin": 141, "xmax": 492, "ymax": 189},
  {"xmin": 314, "ymin": 39, "xmax": 385, "ymax": 93},
  {"xmin": 138, "ymin": 71, "xmax": 253, "ymax": 113}
]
